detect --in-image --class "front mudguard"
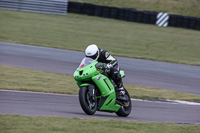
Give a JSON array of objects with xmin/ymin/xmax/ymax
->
[{"xmin": 80, "ymin": 83, "xmax": 92, "ymax": 87}]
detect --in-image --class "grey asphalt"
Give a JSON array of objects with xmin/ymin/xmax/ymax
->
[
  {"xmin": 1, "ymin": 42, "xmax": 200, "ymax": 124},
  {"xmin": 0, "ymin": 42, "xmax": 200, "ymax": 95},
  {"xmin": 1, "ymin": 90, "xmax": 200, "ymax": 124}
]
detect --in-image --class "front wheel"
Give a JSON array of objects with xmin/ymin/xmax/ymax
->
[
  {"xmin": 79, "ymin": 86, "xmax": 97, "ymax": 115},
  {"xmin": 115, "ymin": 89, "xmax": 132, "ymax": 117}
]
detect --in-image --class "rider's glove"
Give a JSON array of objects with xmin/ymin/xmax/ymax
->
[
  {"xmin": 105, "ymin": 63, "xmax": 112, "ymax": 72},
  {"xmin": 106, "ymin": 63, "xmax": 113, "ymax": 69}
]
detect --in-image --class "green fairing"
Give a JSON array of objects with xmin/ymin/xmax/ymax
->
[
  {"xmin": 73, "ymin": 59, "xmax": 123, "ymax": 112},
  {"xmin": 92, "ymin": 74, "xmax": 120, "ymax": 111},
  {"xmin": 73, "ymin": 61, "xmax": 99, "ymax": 82},
  {"xmin": 120, "ymin": 70, "xmax": 125, "ymax": 78}
]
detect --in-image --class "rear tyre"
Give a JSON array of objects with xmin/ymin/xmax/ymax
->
[
  {"xmin": 115, "ymin": 89, "xmax": 132, "ymax": 117},
  {"xmin": 79, "ymin": 86, "xmax": 97, "ymax": 115}
]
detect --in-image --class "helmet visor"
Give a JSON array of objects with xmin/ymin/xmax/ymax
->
[{"xmin": 86, "ymin": 51, "xmax": 99, "ymax": 60}]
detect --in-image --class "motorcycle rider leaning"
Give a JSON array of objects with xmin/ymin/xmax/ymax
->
[{"xmin": 85, "ymin": 44, "xmax": 126, "ymax": 101}]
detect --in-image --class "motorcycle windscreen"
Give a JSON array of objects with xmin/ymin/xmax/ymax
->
[{"xmin": 79, "ymin": 57, "xmax": 95, "ymax": 68}]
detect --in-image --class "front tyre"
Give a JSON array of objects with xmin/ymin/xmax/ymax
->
[
  {"xmin": 116, "ymin": 89, "xmax": 132, "ymax": 117},
  {"xmin": 79, "ymin": 86, "xmax": 97, "ymax": 115}
]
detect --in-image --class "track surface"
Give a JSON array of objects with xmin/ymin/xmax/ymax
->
[
  {"xmin": 0, "ymin": 42, "xmax": 200, "ymax": 95},
  {"xmin": 1, "ymin": 90, "xmax": 200, "ymax": 124},
  {"xmin": 1, "ymin": 42, "xmax": 200, "ymax": 124}
]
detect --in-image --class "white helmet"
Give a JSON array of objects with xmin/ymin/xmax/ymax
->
[{"xmin": 85, "ymin": 44, "xmax": 99, "ymax": 60}]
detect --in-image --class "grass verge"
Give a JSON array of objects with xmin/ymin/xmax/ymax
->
[
  {"xmin": 1, "ymin": 65, "xmax": 200, "ymax": 102},
  {"xmin": 0, "ymin": 114, "xmax": 200, "ymax": 133},
  {"xmin": 0, "ymin": 10, "xmax": 200, "ymax": 65}
]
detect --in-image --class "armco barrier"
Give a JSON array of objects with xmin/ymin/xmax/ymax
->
[
  {"xmin": 0, "ymin": 0, "xmax": 68, "ymax": 15},
  {"xmin": 68, "ymin": 1, "xmax": 200, "ymax": 31}
]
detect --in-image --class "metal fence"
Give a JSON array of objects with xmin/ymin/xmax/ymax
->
[{"xmin": 0, "ymin": 0, "xmax": 68, "ymax": 15}]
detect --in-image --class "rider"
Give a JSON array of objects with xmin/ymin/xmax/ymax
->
[{"xmin": 85, "ymin": 44, "xmax": 126, "ymax": 101}]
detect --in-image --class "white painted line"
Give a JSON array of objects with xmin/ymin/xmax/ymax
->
[
  {"xmin": 131, "ymin": 98, "xmax": 200, "ymax": 106},
  {"xmin": 173, "ymin": 100, "xmax": 200, "ymax": 106}
]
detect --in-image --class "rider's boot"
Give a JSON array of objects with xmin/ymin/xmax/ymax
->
[{"xmin": 116, "ymin": 84, "xmax": 128, "ymax": 101}]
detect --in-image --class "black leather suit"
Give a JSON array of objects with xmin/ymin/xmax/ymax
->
[{"xmin": 97, "ymin": 49, "xmax": 123, "ymax": 88}]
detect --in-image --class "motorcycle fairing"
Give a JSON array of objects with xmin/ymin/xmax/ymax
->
[{"xmin": 92, "ymin": 74, "xmax": 120, "ymax": 112}]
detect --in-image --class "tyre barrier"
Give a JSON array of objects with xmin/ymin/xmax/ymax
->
[{"xmin": 68, "ymin": 1, "xmax": 200, "ymax": 31}]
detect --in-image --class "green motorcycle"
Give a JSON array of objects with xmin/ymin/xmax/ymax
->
[{"xmin": 73, "ymin": 57, "xmax": 132, "ymax": 117}]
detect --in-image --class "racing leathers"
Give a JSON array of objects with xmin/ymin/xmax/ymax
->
[{"xmin": 97, "ymin": 49, "xmax": 125, "ymax": 96}]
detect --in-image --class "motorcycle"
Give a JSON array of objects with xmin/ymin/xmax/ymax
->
[{"xmin": 73, "ymin": 57, "xmax": 132, "ymax": 117}]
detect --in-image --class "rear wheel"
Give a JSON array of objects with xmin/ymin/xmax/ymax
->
[
  {"xmin": 79, "ymin": 86, "xmax": 97, "ymax": 115},
  {"xmin": 115, "ymin": 89, "xmax": 132, "ymax": 117}
]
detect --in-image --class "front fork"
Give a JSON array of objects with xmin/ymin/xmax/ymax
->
[{"xmin": 88, "ymin": 85, "xmax": 96, "ymax": 102}]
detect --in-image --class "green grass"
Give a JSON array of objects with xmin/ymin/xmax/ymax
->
[
  {"xmin": 0, "ymin": 10, "xmax": 200, "ymax": 65},
  {"xmin": 0, "ymin": 65, "xmax": 78, "ymax": 95},
  {"xmin": 0, "ymin": 114, "xmax": 200, "ymax": 133},
  {"xmin": 1, "ymin": 65, "xmax": 200, "ymax": 102},
  {"xmin": 70, "ymin": 0, "xmax": 200, "ymax": 17}
]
